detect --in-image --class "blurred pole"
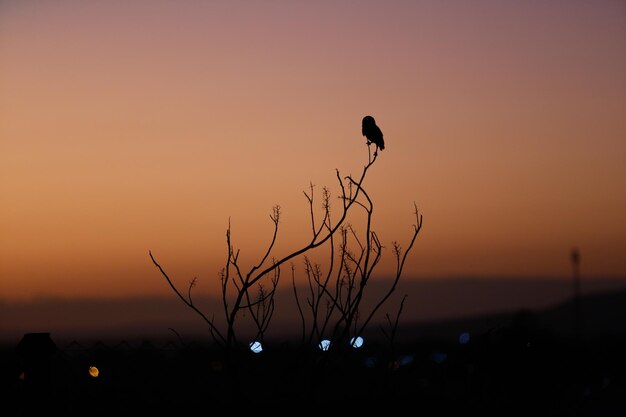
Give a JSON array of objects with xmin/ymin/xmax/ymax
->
[{"xmin": 570, "ymin": 247, "xmax": 581, "ymax": 336}]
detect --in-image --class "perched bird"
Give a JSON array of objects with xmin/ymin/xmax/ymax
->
[{"xmin": 361, "ymin": 115, "xmax": 385, "ymax": 153}]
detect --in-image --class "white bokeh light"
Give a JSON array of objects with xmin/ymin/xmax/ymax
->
[
  {"xmin": 319, "ymin": 339, "xmax": 331, "ymax": 351},
  {"xmin": 249, "ymin": 341, "xmax": 263, "ymax": 353},
  {"xmin": 350, "ymin": 336, "xmax": 364, "ymax": 348}
]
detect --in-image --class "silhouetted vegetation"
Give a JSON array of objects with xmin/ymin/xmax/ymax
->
[
  {"xmin": 150, "ymin": 146, "xmax": 422, "ymax": 355},
  {"xmin": 144, "ymin": 139, "xmax": 429, "ymax": 409}
]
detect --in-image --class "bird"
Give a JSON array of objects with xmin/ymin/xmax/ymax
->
[{"xmin": 361, "ymin": 115, "xmax": 385, "ymax": 154}]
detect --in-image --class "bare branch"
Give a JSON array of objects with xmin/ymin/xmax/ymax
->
[
  {"xmin": 149, "ymin": 251, "xmax": 225, "ymax": 345},
  {"xmin": 250, "ymin": 205, "xmax": 281, "ymax": 275},
  {"xmin": 356, "ymin": 206, "xmax": 423, "ymax": 337},
  {"xmin": 247, "ymin": 153, "xmax": 378, "ymax": 288}
]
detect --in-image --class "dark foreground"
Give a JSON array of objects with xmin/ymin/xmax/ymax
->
[{"xmin": 2, "ymin": 322, "xmax": 625, "ymax": 416}]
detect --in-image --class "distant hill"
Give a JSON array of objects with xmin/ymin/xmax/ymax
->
[
  {"xmin": 2, "ymin": 276, "xmax": 625, "ymax": 346},
  {"xmin": 395, "ymin": 289, "xmax": 626, "ymax": 344}
]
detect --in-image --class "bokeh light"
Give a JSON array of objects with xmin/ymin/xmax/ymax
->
[
  {"xmin": 319, "ymin": 339, "xmax": 331, "ymax": 351},
  {"xmin": 431, "ymin": 352, "xmax": 447, "ymax": 364},
  {"xmin": 249, "ymin": 341, "xmax": 263, "ymax": 353},
  {"xmin": 398, "ymin": 354, "xmax": 414, "ymax": 366},
  {"xmin": 364, "ymin": 357, "xmax": 377, "ymax": 368},
  {"xmin": 89, "ymin": 366, "xmax": 99, "ymax": 378},
  {"xmin": 350, "ymin": 336, "xmax": 364, "ymax": 348}
]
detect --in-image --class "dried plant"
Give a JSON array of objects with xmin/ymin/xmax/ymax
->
[{"xmin": 150, "ymin": 145, "xmax": 422, "ymax": 352}]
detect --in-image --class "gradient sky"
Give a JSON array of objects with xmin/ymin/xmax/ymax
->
[{"xmin": 1, "ymin": 0, "xmax": 625, "ymax": 301}]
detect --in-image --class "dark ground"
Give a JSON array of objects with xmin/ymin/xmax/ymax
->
[
  {"xmin": 4, "ymin": 290, "xmax": 626, "ymax": 415},
  {"xmin": 2, "ymin": 310, "xmax": 626, "ymax": 416}
]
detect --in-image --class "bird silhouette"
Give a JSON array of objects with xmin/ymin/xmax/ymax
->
[{"xmin": 361, "ymin": 115, "xmax": 385, "ymax": 154}]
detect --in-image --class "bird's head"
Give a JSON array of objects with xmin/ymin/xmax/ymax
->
[{"xmin": 362, "ymin": 115, "xmax": 376, "ymax": 127}]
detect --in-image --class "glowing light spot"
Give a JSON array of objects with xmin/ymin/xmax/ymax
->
[
  {"xmin": 350, "ymin": 336, "xmax": 364, "ymax": 348},
  {"xmin": 431, "ymin": 352, "xmax": 447, "ymax": 364},
  {"xmin": 319, "ymin": 339, "xmax": 331, "ymax": 351},
  {"xmin": 249, "ymin": 341, "xmax": 263, "ymax": 353},
  {"xmin": 364, "ymin": 357, "xmax": 377, "ymax": 368},
  {"xmin": 459, "ymin": 332, "xmax": 470, "ymax": 345},
  {"xmin": 398, "ymin": 354, "xmax": 414, "ymax": 366},
  {"xmin": 19, "ymin": 371, "xmax": 25, "ymax": 381},
  {"xmin": 89, "ymin": 366, "xmax": 99, "ymax": 378}
]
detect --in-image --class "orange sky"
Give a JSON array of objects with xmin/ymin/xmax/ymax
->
[{"xmin": 1, "ymin": 1, "xmax": 625, "ymax": 301}]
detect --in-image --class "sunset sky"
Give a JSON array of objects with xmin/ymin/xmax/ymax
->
[{"xmin": 1, "ymin": 0, "xmax": 625, "ymax": 303}]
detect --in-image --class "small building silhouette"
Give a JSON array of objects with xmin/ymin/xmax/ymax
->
[{"xmin": 16, "ymin": 332, "xmax": 58, "ymax": 411}]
